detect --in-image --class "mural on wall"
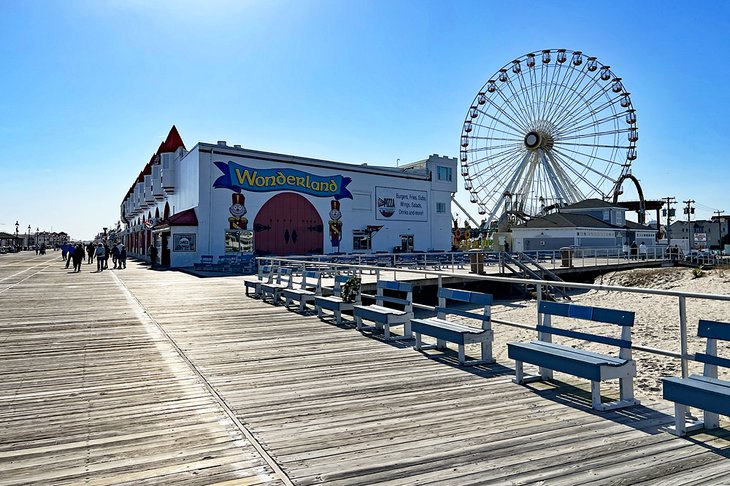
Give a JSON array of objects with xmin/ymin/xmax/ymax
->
[
  {"xmin": 328, "ymin": 199, "xmax": 343, "ymax": 251},
  {"xmin": 173, "ymin": 233, "xmax": 196, "ymax": 252},
  {"xmin": 214, "ymin": 162, "xmax": 353, "ymax": 200},
  {"xmin": 228, "ymin": 192, "xmax": 248, "ymax": 230}
]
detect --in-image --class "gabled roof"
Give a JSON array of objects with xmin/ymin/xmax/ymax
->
[
  {"xmin": 521, "ymin": 213, "xmax": 616, "ymax": 229},
  {"xmin": 159, "ymin": 125, "xmax": 186, "ymax": 153},
  {"xmin": 153, "ymin": 208, "xmax": 198, "ymax": 229},
  {"xmin": 562, "ymin": 198, "xmax": 624, "ymax": 210},
  {"xmin": 624, "ymin": 220, "xmax": 656, "ymax": 231}
]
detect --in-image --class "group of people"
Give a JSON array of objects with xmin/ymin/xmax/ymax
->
[
  {"xmin": 622, "ymin": 241, "xmax": 648, "ymax": 260},
  {"xmin": 61, "ymin": 241, "xmax": 127, "ymax": 273}
]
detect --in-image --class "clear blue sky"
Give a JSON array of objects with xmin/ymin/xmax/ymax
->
[{"xmin": 1, "ymin": 0, "xmax": 728, "ymax": 240}]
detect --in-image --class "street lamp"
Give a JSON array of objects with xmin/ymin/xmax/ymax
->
[
  {"xmin": 27, "ymin": 225, "xmax": 30, "ymax": 250},
  {"xmin": 15, "ymin": 221, "xmax": 19, "ymax": 250}
]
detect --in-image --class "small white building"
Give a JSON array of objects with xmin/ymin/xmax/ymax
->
[
  {"xmin": 510, "ymin": 199, "xmax": 657, "ymax": 253},
  {"xmin": 120, "ymin": 127, "xmax": 457, "ymax": 268}
]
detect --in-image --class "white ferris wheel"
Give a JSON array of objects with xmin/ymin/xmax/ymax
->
[{"xmin": 460, "ymin": 48, "xmax": 638, "ymax": 228}]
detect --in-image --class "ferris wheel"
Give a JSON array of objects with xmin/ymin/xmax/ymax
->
[{"xmin": 460, "ymin": 48, "xmax": 638, "ymax": 227}]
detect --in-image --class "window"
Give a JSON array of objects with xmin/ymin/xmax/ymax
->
[
  {"xmin": 225, "ymin": 230, "xmax": 254, "ymax": 253},
  {"xmin": 437, "ymin": 166, "xmax": 452, "ymax": 182},
  {"xmin": 436, "ymin": 202, "xmax": 447, "ymax": 214},
  {"xmin": 352, "ymin": 192, "xmax": 372, "ymax": 211},
  {"xmin": 352, "ymin": 230, "xmax": 371, "ymax": 251}
]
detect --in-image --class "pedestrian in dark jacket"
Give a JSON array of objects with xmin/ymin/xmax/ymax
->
[
  {"xmin": 112, "ymin": 244, "xmax": 120, "ymax": 269},
  {"xmin": 86, "ymin": 243, "xmax": 95, "ymax": 264},
  {"xmin": 72, "ymin": 243, "xmax": 84, "ymax": 272},
  {"xmin": 118, "ymin": 244, "xmax": 127, "ymax": 269},
  {"xmin": 103, "ymin": 244, "xmax": 110, "ymax": 269},
  {"xmin": 65, "ymin": 244, "xmax": 75, "ymax": 269}
]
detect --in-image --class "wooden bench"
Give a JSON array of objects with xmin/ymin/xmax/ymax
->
[
  {"xmin": 282, "ymin": 270, "xmax": 321, "ymax": 313},
  {"xmin": 353, "ymin": 280, "xmax": 413, "ymax": 341},
  {"xmin": 314, "ymin": 275, "xmax": 361, "ymax": 325},
  {"xmin": 508, "ymin": 301, "xmax": 639, "ymax": 411},
  {"xmin": 259, "ymin": 267, "xmax": 293, "ymax": 304},
  {"xmin": 663, "ymin": 319, "xmax": 730, "ymax": 436},
  {"xmin": 244, "ymin": 264, "xmax": 271, "ymax": 298},
  {"xmin": 411, "ymin": 288, "xmax": 494, "ymax": 366}
]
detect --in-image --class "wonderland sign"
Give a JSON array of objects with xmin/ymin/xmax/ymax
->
[{"xmin": 213, "ymin": 162, "xmax": 353, "ymax": 200}]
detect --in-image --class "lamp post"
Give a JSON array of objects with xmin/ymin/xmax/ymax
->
[
  {"xmin": 14, "ymin": 221, "xmax": 19, "ymax": 250},
  {"xmin": 27, "ymin": 225, "xmax": 30, "ymax": 250}
]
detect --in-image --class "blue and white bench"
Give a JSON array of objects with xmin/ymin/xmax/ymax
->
[
  {"xmin": 353, "ymin": 280, "xmax": 413, "ymax": 341},
  {"xmin": 663, "ymin": 319, "xmax": 730, "ymax": 436},
  {"xmin": 282, "ymin": 270, "xmax": 322, "ymax": 313},
  {"xmin": 411, "ymin": 288, "xmax": 494, "ymax": 366},
  {"xmin": 244, "ymin": 264, "xmax": 271, "ymax": 298},
  {"xmin": 508, "ymin": 301, "xmax": 639, "ymax": 411},
  {"xmin": 259, "ymin": 267, "xmax": 293, "ymax": 304},
  {"xmin": 194, "ymin": 254, "xmax": 216, "ymax": 271},
  {"xmin": 314, "ymin": 275, "xmax": 361, "ymax": 325}
]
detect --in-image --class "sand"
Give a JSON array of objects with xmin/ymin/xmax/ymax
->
[{"xmin": 484, "ymin": 266, "xmax": 730, "ymax": 400}]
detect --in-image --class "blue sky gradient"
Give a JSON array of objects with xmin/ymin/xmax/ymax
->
[{"xmin": 1, "ymin": 0, "xmax": 728, "ymax": 239}]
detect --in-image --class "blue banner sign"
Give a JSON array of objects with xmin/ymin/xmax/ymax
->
[{"xmin": 214, "ymin": 162, "xmax": 353, "ymax": 199}]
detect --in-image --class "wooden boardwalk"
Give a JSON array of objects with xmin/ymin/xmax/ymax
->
[{"xmin": 1, "ymin": 253, "xmax": 729, "ymax": 485}]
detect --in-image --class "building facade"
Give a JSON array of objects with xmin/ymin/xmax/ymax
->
[
  {"xmin": 120, "ymin": 127, "xmax": 457, "ymax": 268},
  {"xmin": 510, "ymin": 199, "xmax": 657, "ymax": 253}
]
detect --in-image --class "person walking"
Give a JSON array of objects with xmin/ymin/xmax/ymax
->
[
  {"xmin": 149, "ymin": 244, "xmax": 158, "ymax": 268},
  {"xmin": 86, "ymin": 242, "xmax": 95, "ymax": 264},
  {"xmin": 639, "ymin": 242, "xmax": 647, "ymax": 260},
  {"xmin": 61, "ymin": 243, "xmax": 68, "ymax": 262},
  {"xmin": 72, "ymin": 243, "xmax": 84, "ymax": 272},
  {"xmin": 111, "ymin": 243, "xmax": 120, "ymax": 269},
  {"xmin": 630, "ymin": 241, "xmax": 638, "ymax": 260},
  {"xmin": 118, "ymin": 244, "xmax": 127, "ymax": 269},
  {"xmin": 622, "ymin": 242, "xmax": 629, "ymax": 260},
  {"xmin": 95, "ymin": 243, "xmax": 106, "ymax": 272},
  {"xmin": 65, "ymin": 243, "xmax": 75, "ymax": 269},
  {"xmin": 103, "ymin": 243, "xmax": 110, "ymax": 269}
]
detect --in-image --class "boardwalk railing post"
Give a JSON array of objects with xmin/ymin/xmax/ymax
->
[{"xmin": 678, "ymin": 295, "xmax": 689, "ymax": 379}]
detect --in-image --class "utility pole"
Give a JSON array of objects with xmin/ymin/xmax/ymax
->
[
  {"xmin": 663, "ymin": 196, "xmax": 676, "ymax": 247},
  {"xmin": 683, "ymin": 199, "xmax": 695, "ymax": 249},
  {"xmin": 714, "ymin": 209, "xmax": 724, "ymax": 251}
]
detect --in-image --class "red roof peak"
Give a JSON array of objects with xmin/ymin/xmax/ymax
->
[{"xmin": 158, "ymin": 125, "xmax": 186, "ymax": 154}]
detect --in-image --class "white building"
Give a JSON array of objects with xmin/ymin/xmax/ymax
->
[
  {"xmin": 510, "ymin": 199, "xmax": 657, "ymax": 253},
  {"xmin": 120, "ymin": 127, "xmax": 457, "ymax": 268}
]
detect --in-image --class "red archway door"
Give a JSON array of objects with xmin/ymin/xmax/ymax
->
[{"xmin": 253, "ymin": 193, "xmax": 324, "ymax": 256}]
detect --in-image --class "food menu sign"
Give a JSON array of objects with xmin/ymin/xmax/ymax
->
[{"xmin": 375, "ymin": 187, "xmax": 428, "ymax": 222}]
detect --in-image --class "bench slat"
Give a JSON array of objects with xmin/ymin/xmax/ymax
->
[
  {"xmin": 508, "ymin": 341, "xmax": 628, "ymax": 381},
  {"xmin": 539, "ymin": 301, "xmax": 634, "ymax": 326},
  {"xmin": 378, "ymin": 280, "xmax": 413, "ymax": 292},
  {"xmin": 663, "ymin": 376, "xmax": 730, "ymax": 416},
  {"xmin": 436, "ymin": 306, "xmax": 489, "ymax": 323},
  {"xmin": 698, "ymin": 319, "xmax": 730, "ymax": 341},
  {"xmin": 378, "ymin": 295, "xmax": 411, "ymax": 307},
  {"xmin": 535, "ymin": 325, "xmax": 631, "ymax": 349},
  {"xmin": 695, "ymin": 353, "xmax": 730, "ymax": 370},
  {"xmin": 438, "ymin": 288, "xmax": 493, "ymax": 305},
  {"xmin": 412, "ymin": 318, "xmax": 487, "ymax": 345}
]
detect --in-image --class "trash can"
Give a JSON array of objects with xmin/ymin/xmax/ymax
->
[
  {"xmin": 469, "ymin": 249, "xmax": 484, "ymax": 274},
  {"xmin": 560, "ymin": 247, "xmax": 573, "ymax": 267}
]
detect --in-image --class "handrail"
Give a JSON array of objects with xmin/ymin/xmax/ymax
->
[{"xmin": 258, "ymin": 255, "xmax": 730, "ymax": 380}]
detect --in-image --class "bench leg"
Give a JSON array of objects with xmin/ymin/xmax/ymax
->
[
  {"xmin": 383, "ymin": 324, "xmax": 390, "ymax": 341},
  {"xmin": 481, "ymin": 341, "xmax": 492, "ymax": 362},
  {"xmin": 705, "ymin": 411, "xmax": 720, "ymax": 430},
  {"xmin": 668, "ymin": 403, "xmax": 706, "ymax": 436},
  {"xmin": 619, "ymin": 377, "xmax": 635, "ymax": 403},
  {"xmin": 514, "ymin": 360, "xmax": 525, "ymax": 384},
  {"xmin": 403, "ymin": 321, "xmax": 412, "ymax": 339},
  {"xmin": 539, "ymin": 366, "xmax": 553, "ymax": 380},
  {"xmin": 436, "ymin": 338, "xmax": 447, "ymax": 350},
  {"xmin": 458, "ymin": 345, "xmax": 465, "ymax": 365},
  {"xmin": 317, "ymin": 306, "xmax": 323, "ymax": 319},
  {"xmin": 355, "ymin": 315, "xmax": 363, "ymax": 331},
  {"xmin": 591, "ymin": 381, "xmax": 602, "ymax": 410},
  {"xmin": 299, "ymin": 300, "xmax": 306, "ymax": 312},
  {"xmin": 414, "ymin": 332, "xmax": 422, "ymax": 351},
  {"xmin": 335, "ymin": 310, "xmax": 342, "ymax": 325}
]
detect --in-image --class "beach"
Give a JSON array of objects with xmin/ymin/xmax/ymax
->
[{"xmin": 486, "ymin": 266, "xmax": 730, "ymax": 400}]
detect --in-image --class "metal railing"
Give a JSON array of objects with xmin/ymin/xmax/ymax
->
[{"xmin": 256, "ymin": 256, "xmax": 730, "ymax": 381}]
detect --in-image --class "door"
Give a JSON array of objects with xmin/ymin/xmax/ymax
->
[
  {"xmin": 161, "ymin": 232, "xmax": 171, "ymax": 266},
  {"xmin": 253, "ymin": 193, "xmax": 324, "ymax": 256}
]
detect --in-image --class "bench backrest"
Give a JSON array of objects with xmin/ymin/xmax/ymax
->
[
  {"xmin": 299, "ymin": 270, "xmax": 322, "ymax": 294},
  {"xmin": 696, "ymin": 319, "xmax": 730, "ymax": 379},
  {"xmin": 537, "ymin": 301, "xmax": 635, "ymax": 359},
  {"xmin": 272, "ymin": 267, "xmax": 293, "ymax": 287},
  {"xmin": 436, "ymin": 288, "xmax": 493, "ymax": 330},
  {"xmin": 255, "ymin": 264, "xmax": 272, "ymax": 281},
  {"xmin": 375, "ymin": 280, "xmax": 413, "ymax": 314}
]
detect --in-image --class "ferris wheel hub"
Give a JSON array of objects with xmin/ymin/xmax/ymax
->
[{"xmin": 523, "ymin": 130, "xmax": 554, "ymax": 151}]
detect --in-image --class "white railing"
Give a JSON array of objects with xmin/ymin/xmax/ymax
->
[{"xmin": 257, "ymin": 256, "xmax": 730, "ymax": 381}]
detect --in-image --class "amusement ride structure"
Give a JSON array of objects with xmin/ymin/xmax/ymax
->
[{"xmin": 460, "ymin": 49, "xmax": 639, "ymax": 232}]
